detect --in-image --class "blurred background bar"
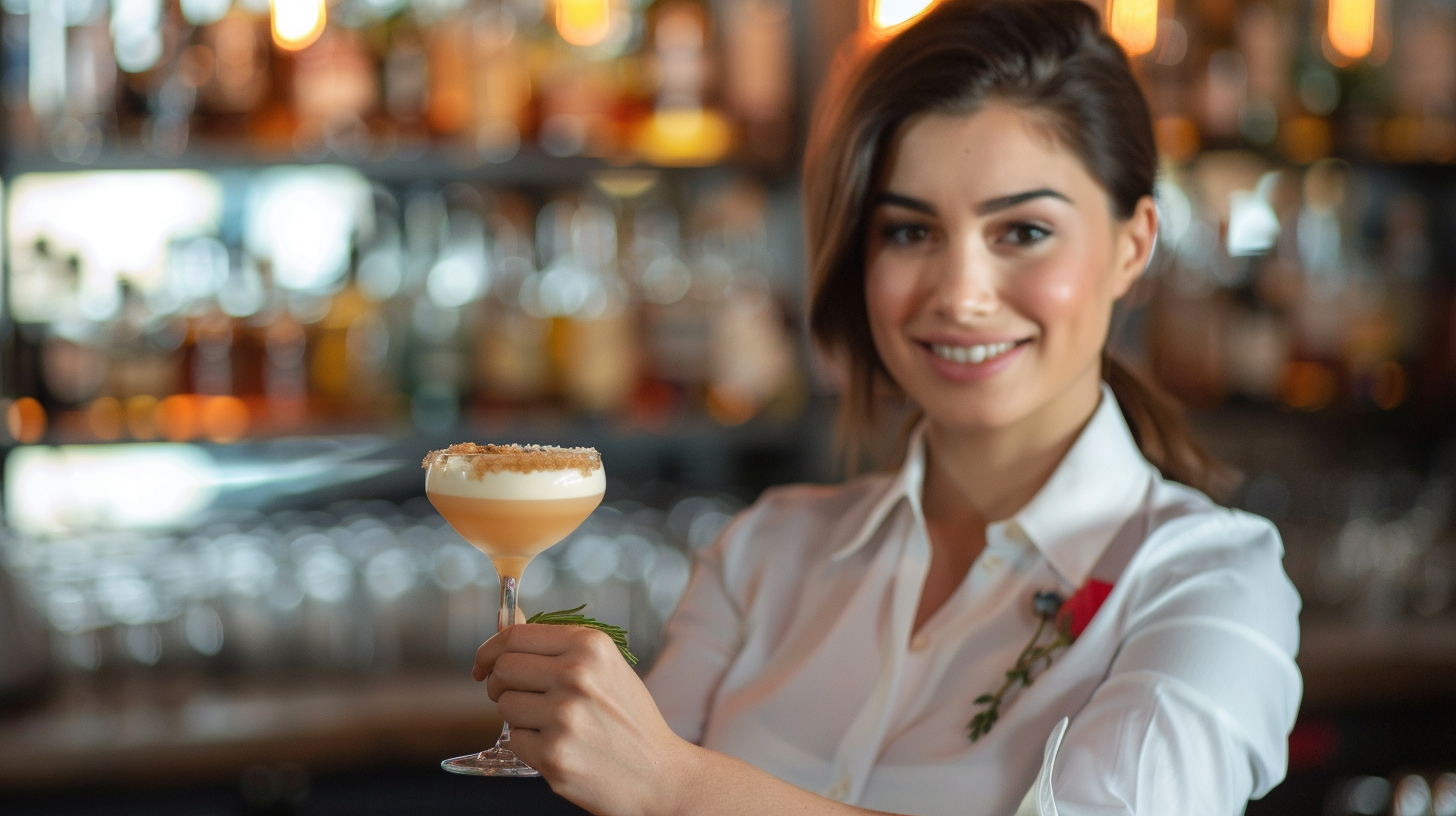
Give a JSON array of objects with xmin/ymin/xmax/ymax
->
[{"xmin": 0, "ymin": 0, "xmax": 1454, "ymax": 814}]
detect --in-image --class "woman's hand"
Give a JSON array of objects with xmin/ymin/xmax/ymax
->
[{"xmin": 474, "ymin": 624, "xmax": 696, "ymax": 816}]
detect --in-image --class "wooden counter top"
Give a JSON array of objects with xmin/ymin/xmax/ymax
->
[
  {"xmin": 3, "ymin": 616, "xmax": 1455, "ymax": 791},
  {"xmin": 0, "ymin": 669, "xmax": 503, "ymax": 790}
]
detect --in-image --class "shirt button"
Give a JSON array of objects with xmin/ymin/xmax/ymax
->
[
  {"xmin": 909, "ymin": 633, "xmax": 931, "ymax": 652},
  {"xmin": 828, "ymin": 777, "xmax": 852, "ymax": 801}
]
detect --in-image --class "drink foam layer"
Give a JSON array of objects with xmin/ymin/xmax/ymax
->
[{"xmin": 423, "ymin": 443, "xmax": 605, "ymax": 500}]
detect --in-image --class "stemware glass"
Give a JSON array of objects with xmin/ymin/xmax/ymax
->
[{"xmin": 425, "ymin": 445, "xmax": 605, "ymax": 776}]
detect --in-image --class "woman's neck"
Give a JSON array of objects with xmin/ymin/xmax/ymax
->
[{"xmin": 921, "ymin": 369, "xmax": 1103, "ymax": 528}]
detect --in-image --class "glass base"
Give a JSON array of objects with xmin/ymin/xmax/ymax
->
[{"xmin": 441, "ymin": 748, "xmax": 541, "ymax": 777}]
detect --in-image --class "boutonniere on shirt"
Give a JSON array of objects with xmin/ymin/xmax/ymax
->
[{"xmin": 968, "ymin": 580, "xmax": 1113, "ymax": 741}]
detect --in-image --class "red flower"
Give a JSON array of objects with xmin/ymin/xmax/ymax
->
[{"xmin": 1056, "ymin": 579, "xmax": 1113, "ymax": 639}]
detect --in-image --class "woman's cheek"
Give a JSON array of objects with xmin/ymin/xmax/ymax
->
[
  {"xmin": 1011, "ymin": 257, "xmax": 1099, "ymax": 331},
  {"xmin": 865, "ymin": 258, "xmax": 918, "ymax": 335}
]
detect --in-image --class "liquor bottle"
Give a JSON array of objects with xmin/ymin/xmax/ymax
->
[
  {"xmin": 530, "ymin": 196, "xmax": 639, "ymax": 412},
  {"xmin": 700, "ymin": 181, "xmax": 800, "ymax": 423},
  {"xmin": 291, "ymin": 28, "xmax": 379, "ymax": 158},
  {"xmin": 471, "ymin": 3, "xmax": 534, "ymax": 162},
  {"xmin": 636, "ymin": 0, "xmax": 733, "ymax": 165},
  {"xmin": 721, "ymin": 0, "xmax": 793, "ymax": 162},
  {"xmin": 310, "ymin": 262, "xmax": 390, "ymax": 420},
  {"xmin": 475, "ymin": 194, "xmax": 551, "ymax": 407},
  {"xmin": 203, "ymin": 10, "xmax": 270, "ymax": 116},
  {"xmin": 426, "ymin": 20, "xmax": 474, "ymax": 137},
  {"xmin": 633, "ymin": 197, "xmax": 706, "ymax": 396},
  {"xmin": 383, "ymin": 19, "xmax": 431, "ymax": 151},
  {"xmin": 557, "ymin": 201, "xmax": 638, "ymax": 413}
]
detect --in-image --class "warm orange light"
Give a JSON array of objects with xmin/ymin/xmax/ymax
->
[
  {"xmin": 86, "ymin": 397, "xmax": 124, "ymax": 441},
  {"xmin": 201, "ymin": 396, "xmax": 250, "ymax": 443},
  {"xmin": 1107, "ymin": 0, "xmax": 1159, "ymax": 57},
  {"xmin": 125, "ymin": 395, "xmax": 159, "ymax": 440},
  {"xmin": 1280, "ymin": 361, "xmax": 1339, "ymax": 411},
  {"xmin": 6, "ymin": 398, "xmax": 46, "ymax": 444},
  {"xmin": 272, "ymin": 0, "xmax": 327, "ymax": 52},
  {"xmin": 155, "ymin": 395, "xmax": 202, "ymax": 442},
  {"xmin": 557, "ymin": 0, "xmax": 611, "ymax": 47},
  {"xmin": 636, "ymin": 107, "xmax": 734, "ymax": 166},
  {"xmin": 870, "ymin": 0, "xmax": 937, "ymax": 30},
  {"xmin": 1328, "ymin": 0, "xmax": 1375, "ymax": 60}
]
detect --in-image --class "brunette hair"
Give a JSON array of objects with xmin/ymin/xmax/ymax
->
[{"xmin": 804, "ymin": 0, "xmax": 1234, "ymax": 499}]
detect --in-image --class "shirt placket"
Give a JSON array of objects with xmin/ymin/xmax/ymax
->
[{"xmin": 822, "ymin": 508, "xmax": 930, "ymax": 804}]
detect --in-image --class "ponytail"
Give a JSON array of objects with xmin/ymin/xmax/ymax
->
[{"xmin": 1102, "ymin": 352, "xmax": 1239, "ymax": 502}]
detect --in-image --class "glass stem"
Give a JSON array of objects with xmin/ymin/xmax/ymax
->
[{"xmin": 494, "ymin": 575, "xmax": 519, "ymax": 748}]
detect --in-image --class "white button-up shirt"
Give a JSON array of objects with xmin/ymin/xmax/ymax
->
[{"xmin": 646, "ymin": 387, "xmax": 1302, "ymax": 816}]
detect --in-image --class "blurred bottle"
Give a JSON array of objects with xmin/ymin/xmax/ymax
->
[
  {"xmin": 722, "ymin": 0, "xmax": 793, "ymax": 163},
  {"xmin": 204, "ymin": 11, "xmax": 271, "ymax": 117},
  {"xmin": 470, "ymin": 3, "xmax": 534, "ymax": 163},
  {"xmin": 426, "ymin": 20, "xmax": 474, "ymax": 138},
  {"xmin": 309, "ymin": 233, "xmax": 402, "ymax": 422},
  {"xmin": 475, "ymin": 194, "xmax": 552, "ymax": 407},
  {"xmin": 634, "ymin": 196, "xmax": 707, "ymax": 405},
  {"xmin": 291, "ymin": 29, "xmax": 377, "ymax": 160},
  {"xmin": 698, "ymin": 182, "xmax": 800, "ymax": 424},
  {"xmin": 383, "ymin": 20, "xmax": 431, "ymax": 149},
  {"xmin": 636, "ymin": 0, "xmax": 732, "ymax": 165},
  {"xmin": 532, "ymin": 197, "xmax": 638, "ymax": 413}
]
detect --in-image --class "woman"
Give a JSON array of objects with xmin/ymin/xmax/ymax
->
[{"xmin": 473, "ymin": 1, "xmax": 1302, "ymax": 814}]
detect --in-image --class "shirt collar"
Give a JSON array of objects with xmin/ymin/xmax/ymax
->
[
  {"xmin": 830, "ymin": 422, "xmax": 928, "ymax": 562},
  {"xmin": 829, "ymin": 384, "xmax": 1156, "ymax": 587}
]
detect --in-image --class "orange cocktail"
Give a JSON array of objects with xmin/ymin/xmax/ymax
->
[{"xmin": 424, "ymin": 442, "xmax": 604, "ymax": 777}]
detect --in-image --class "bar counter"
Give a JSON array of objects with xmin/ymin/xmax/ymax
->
[
  {"xmin": 0, "ymin": 669, "xmax": 503, "ymax": 789},
  {"xmin": 3, "ymin": 617, "xmax": 1456, "ymax": 794}
]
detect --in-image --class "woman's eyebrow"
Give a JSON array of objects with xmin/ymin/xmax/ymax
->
[
  {"xmin": 975, "ymin": 188, "xmax": 1072, "ymax": 214},
  {"xmin": 873, "ymin": 191, "xmax": 937, "ymax": 215}
]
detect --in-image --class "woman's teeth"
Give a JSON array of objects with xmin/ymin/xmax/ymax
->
[{"xmin": 929, "ymin": 341, "xmax": 1019, "ymax": 365}]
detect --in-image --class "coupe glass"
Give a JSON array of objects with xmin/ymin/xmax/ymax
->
[{"xmin": 425, "ymin": 445, "xmax": 605, "ymax": 776}]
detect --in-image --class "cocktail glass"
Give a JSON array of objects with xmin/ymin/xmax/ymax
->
[{"xmin": 424, "ymin": 443, "xmax": 605, "ymax": 777}]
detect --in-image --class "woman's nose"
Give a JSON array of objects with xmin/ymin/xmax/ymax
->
[{"xmin": 932, "ymin": 245, "xmax": 999, "ymax": 321}]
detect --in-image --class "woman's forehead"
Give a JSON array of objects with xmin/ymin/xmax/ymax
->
[{"xmin": 883, "ymin": 105, "xmax": 1098, "ymax": 203}]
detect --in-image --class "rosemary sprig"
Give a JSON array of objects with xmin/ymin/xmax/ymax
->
[
  {"xmin": 527, "ymin": 604, "xmax": 638, "ymax": 666},
  {"xmin": 968, "ymin": 591, "xmax": 1071, "ymax": 742}
]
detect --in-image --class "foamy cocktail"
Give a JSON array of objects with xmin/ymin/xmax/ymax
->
[{"xmin": 423, "ymin": 442, "xmax": 604, "ymax": 777}]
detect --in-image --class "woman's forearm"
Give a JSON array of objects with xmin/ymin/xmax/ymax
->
[{"xmin": 657, "ymin": 742, "xmax": 902, "ymax": 816}]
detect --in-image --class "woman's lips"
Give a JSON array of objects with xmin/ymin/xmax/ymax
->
[{"xmin": 915, "ymin": 338, "xmax": 1031, "ymax": 383}]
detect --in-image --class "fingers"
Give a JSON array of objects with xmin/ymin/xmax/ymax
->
[
  {"xmin": 484, "ymin": 652, "xmax": 561, "ymax": 700},
  {"xmin": 494, "ymin": 687, "xmax": 561, "ymax": 732},
  {"xmin": 472, "ymin": 623, "xmax": 584, "ymax": 681}
]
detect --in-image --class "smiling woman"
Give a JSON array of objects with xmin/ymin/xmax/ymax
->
[{"xmin": 473, "ymin": 2, "xmax": 1301, "ymax": 815}]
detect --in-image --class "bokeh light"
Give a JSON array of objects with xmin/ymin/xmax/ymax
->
[
  {"xmin": 272, "ymin": 0, "xmax": 327, "ymax": 52},
  {"xmin": 1329, "ymin": 0, "xmax": 1376, "ymax": 60},
  {"xmin": 557, "ymin": 0, "xmax": 612, "ymax": 48},
  {"xmin": 1108, "ymin": 0, "xmax": 1159, "ymax": 57},
  {"xmin": 7, "ymin": 397, "xmax": 47, "ymax": 444},
  {"xmin": 85, "ymin": 397, "xmax": 124, "ymax": 441},
  {"xmin": 870, "ymin": 0, "xmax": 937, "ymax": 31},
  {"xmin": 201, "ymin": 396, "xmax": 251, "ymax": 444},
  {"xmin": 155, "ymin": 394, "xmax": 202, "ymax": 442}
]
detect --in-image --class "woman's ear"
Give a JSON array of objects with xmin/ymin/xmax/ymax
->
[{"xmin": 1110, "ymin": 195, "xmax": 1158, "ymax": 298}]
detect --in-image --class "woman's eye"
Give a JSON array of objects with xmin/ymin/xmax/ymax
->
[
  {"xmin": 882, "ymin": 223, "xmax": 931, "ymax": 245},
  {"xmin": 1003, "ymin": 223, "xmax": 1051, "ymax": 246}
]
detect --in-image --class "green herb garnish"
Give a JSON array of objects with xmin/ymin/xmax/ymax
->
[{"xmin": 527, "ymin": 604, "xmax": 638, "ymax": 666}]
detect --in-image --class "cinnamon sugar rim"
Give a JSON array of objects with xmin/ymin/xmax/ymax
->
[{"xmin": 422, "ymin": 442, "xmax": 602, "ymax": 477}]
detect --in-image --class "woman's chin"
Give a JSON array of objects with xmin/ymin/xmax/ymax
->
[{"xmin": 916, "ymin": 390, "xmax": 1036, "ymax": 434}]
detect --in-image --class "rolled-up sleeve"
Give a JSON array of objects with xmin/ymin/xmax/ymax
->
[
  {"xmin": 644, "ymin": 520, "xmax": 748, "ymax": 744},
  {"xmin": 1050, "ymin": 513, "xmax": 1303, "ymax": 816}
]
